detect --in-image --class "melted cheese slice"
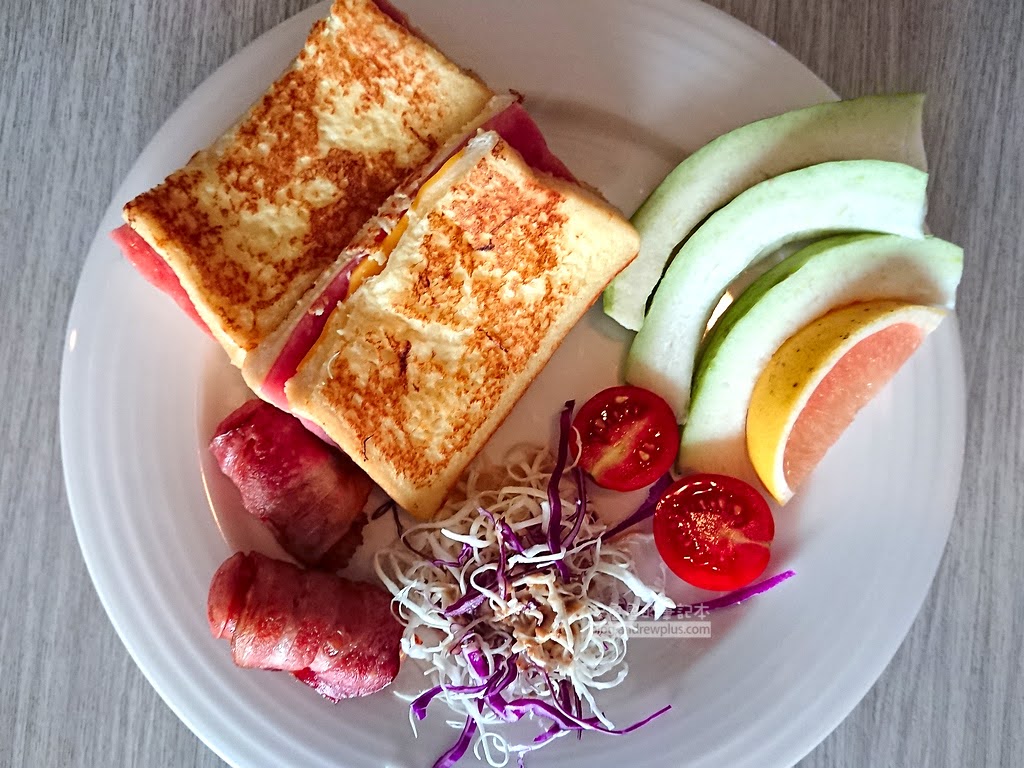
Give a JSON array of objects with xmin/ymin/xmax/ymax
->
[{"xmin": 347, "ymin": 136, "xmax": 496, "ymax": 297}]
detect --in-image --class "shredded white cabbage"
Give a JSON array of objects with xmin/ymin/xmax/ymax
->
[{"xmin": 373, "ymin": 447, "xmax": 674, "ymax": 767}]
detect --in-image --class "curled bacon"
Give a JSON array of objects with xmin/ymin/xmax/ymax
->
[
  {"xmin": 208, "ymin": 551, "xmax": 403, "ymax": 700},
  {"xmin": 210, "ymin": 399, "xmax": 372, "ymax": 570}
]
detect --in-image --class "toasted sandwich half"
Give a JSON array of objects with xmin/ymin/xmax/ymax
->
[
  {"xmin": 240, "ymin": 93, "xmax": 576, "ymax": 411},
  {"xmin": 285, "ymin": 131, "xmax": 640, "ymax": 518},
  {"xmin": 114, "ymin": 0, "xmax": 492, "ymax": 366}
]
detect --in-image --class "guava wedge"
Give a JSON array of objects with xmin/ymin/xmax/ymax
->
[
  {"xmin": 678, "ymin": 233, "xmax": 963, "ymax": 485},
  {"xmin": 624, "ymin": 159, "xmax": 929, "ymax": 419},
  {"xmin": 603, "ymin": 93, "xmax": 927, "ymax": 332}
]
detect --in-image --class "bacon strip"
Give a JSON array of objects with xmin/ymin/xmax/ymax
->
[
  {"xmin": 208, "ymin": 551, "xmax": 403, "ymax": 700},
  {"xmin": 210, "ymin": 399, "xmax": 373, "ymax": 570}
]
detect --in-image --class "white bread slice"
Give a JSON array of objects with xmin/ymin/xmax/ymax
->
[
  {"xmin": 123, "ymin": 0, "xmax": 492, "ymax": 366},
  {"xmin": 286, "ymin": 134, "xmax": 640, "ymax": 518},
  {"xmin": 239, "ymin": 96, "xmax": 520, "ymax": 395}
]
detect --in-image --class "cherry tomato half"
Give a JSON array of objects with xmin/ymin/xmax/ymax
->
[
  {"xmin": 571, "ymin": 385, "xmax": 679, "ymax": 491},
  {"xmin": 653, "ymin": 473, "xmax": 774, "ymax": 592}
]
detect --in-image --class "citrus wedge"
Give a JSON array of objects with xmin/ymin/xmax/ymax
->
[
  {"xmin": 746, "ymin": 300, "xmax": 946, "ymax": 504},
  {"xmin": 679, "ymin": 233, "xmax": 962, "ymax": 486}
]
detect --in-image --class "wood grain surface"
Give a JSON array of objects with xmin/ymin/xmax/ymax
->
[{"xmin": 1, "ymin": 0, "xmax": 1021, "ymax": 766}]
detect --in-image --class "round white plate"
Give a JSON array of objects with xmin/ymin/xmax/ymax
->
[{"xmin": 60, "ymin": 1, "xmax": 966, "ymax": 767}]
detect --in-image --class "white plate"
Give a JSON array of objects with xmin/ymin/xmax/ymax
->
[{"xmin": 60, "ymin": 2, "xmax": 966, "ymax": 767}]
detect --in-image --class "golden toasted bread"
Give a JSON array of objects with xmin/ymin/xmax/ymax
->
[
  {"xmin": 123, "ymin": 0, "xmax": 492, "ymax": 365},
  {"xmin": 286, "ymin": 133, "xmax": 640, "ymax": 518},
  {"xmin": 239, "ymin": 95, "xmax": 520, "ymax": 398}
]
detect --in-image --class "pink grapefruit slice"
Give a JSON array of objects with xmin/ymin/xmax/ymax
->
[{"xmin": 746, "ymin": 300, "xmax": 946, "ymax": 504}]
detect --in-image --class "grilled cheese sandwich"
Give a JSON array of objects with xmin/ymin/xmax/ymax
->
[
  {"xmin": 286, "ymin": 132, "xmax": 640, "ymax": 517},
  {"xmin": 120, "ymin": 0, "xmax": 492, "ymax": 365}
]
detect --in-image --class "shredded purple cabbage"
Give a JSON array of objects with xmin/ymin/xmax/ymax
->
[
  {"xmin": 604, "ymin": 472, "xmax": 674, "ymax": 539},
  {"xmin": 561, "ymin": 465, "xmax": 588, "ymax": 549},
  {"xmin": 544, "ymin": 400, "xmax": 575, "ymax": 581},
  {"xmin": 432, "ymin": 542, "xmax": 473, "ymax": 569},
  {"xmin": 533, "ymin": 722, "xmax": 563, "ymax": 746},
  {"xmin": 413, "ymin": 656, "xmax": 517, "ymax": 721},
  {"xmin": 553, "ymin": 679, "xmax": 583, "ymax": 740},
  {"xmin": 555, "ymin": 679, "xmax": 572, "ymax": 713},
  {"xmin": 431, "ymin": 715, "xmax": 477, "ymax": 768},
  {"xmin": 670, "ymin": 570, "xmax": 796, "ymax": 616},
  {"xmin": 466, "ymin": 648, "xmax": 489, "ymax": 679},
  {"xmin": 495, "ymin": 533, "xmax": 509, "ymax": 600},
  {"xmin": 411, "ymin": 687, "xmax": 444, "ymax": 720},
  {"xmin": 420, "ymin": 400, "xmax": 679, "ymax": 768},
  {"xmin": 412, "ymin": 682, "xmax": 487, "ymax": 721},
  {"xmin": 444, "ymin": 590, "xmax": 486, "ymax": 618},
  {"xmin": 473, "ymin": 655, "xmax": 519, "ymax": 719},
  {"xmin": 490, "ymin": 654, "xmax": 519, "ymax": 695},
  {"xmin": 422, "ymin": 643, "xmax": 670, "ymax": 765},
  {"xmin": 481, "ymin": 506, "xmax": 526, "ymax": 557},
  {"xmin": 498, "ymin": 696, "xmax": 671, "ymax": 736},
  {"xmin": 499, "ymin": 519, "xmax": 526, "ymax": 553},
  {"xmin": 569, "ymin": 678, "xmax": 583, "ymax": 740}
]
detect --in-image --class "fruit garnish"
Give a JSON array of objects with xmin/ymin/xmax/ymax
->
[
  {"xmin": 653, "ymin": 473, "xmax": 774, "ymax": 592},
  {"xmin": 746, "ymin": 300, "xmax": 946, "ymax": 503},
  {"xmin": 603, "ymin": 94, "xmax": 928, "ymax": 333},
  {"xmin": 571, "ymin": 385, "xmax": 679, "ymax": 491},
  {"xmin": 679, "ymin": 232, "xmax": 962, "ymax": 486},
  {"xmin": 625, "ymin": 159, "xmax": 928, "ymax": 420}
]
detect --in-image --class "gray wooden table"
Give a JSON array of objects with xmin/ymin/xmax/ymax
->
[{"xmin": 2, "ymin": 1, "xmax": 1021, "ymax": 766}]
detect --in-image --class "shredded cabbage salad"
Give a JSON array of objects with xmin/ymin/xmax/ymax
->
[
  {"xmin": 374, "ymin": 403, "xmax": 675, "ymax": 767},
  {"xmin": 374, "ymin": 401, "xmax": 795, "ymax": 767}
]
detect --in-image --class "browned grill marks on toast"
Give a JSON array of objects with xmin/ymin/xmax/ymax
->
[
  {"xmin": 301, "ymin": 148, "xmax": 401, "ymax": 273},
  {"xmin": 279, "ymin": 123, "xmax": 640, "ymax": 518},
  {"xmin": 313, "ymin": 146, "xmax": 578, "ymax": 490},
  {"xmin": 445, "ymin": 142, "xmax": 568, "ymax": 282},
  {"xmin": 123, "ymin": 0, "xmax": 491, "ymax": 354}
]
